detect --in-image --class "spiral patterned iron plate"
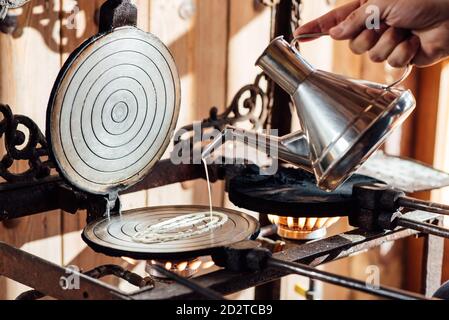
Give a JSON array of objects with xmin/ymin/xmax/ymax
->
[
  {"xmin": 82, "ymin": 206, "xmax": 259, "ymax": 260},
  {"xmin": 47, "ymin": 27, "xmax": 180, "ymax": 194}
]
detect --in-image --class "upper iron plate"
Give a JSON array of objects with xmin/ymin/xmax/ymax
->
[
  {"xmin": 82, "ymin": 205, "xmax": 260, "ymax": 260},
  {"xmin": 47, "ymin": 27, "xmax": 180, "ymax": 195}
]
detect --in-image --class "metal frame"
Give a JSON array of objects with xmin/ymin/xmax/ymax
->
[
  {"xmin": 0, "ymin": 148, "xmax": 446, "ymax": 299},
  {"xmin": 0, "ymin": 211, "xmax": 442, "ymax": 300}
]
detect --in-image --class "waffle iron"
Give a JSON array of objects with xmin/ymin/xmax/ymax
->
[{"xmin": 46, "ymin": 19, "xmax": 259, "ymax": 261}]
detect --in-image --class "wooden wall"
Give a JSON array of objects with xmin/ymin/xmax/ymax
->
[{"xmin": 1, "ymin": 0, "xmax": 447, "ymax": 300}]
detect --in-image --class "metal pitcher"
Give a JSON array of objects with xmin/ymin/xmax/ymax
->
[{"xmin": 204, "ymin": 35, "xmax": 416, "ymax": 192}]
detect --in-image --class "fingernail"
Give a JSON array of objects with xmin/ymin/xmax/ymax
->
[{"xmin": 330, "ymin": 26, "xmax": 344, "ymax": 37}]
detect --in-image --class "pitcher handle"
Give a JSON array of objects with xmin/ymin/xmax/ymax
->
[{"xmin": 291, "ymin": 33, "xmax": 413, "ymax": 89}]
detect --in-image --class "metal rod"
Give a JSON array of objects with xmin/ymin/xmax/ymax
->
[
  {"xmin": 307, "ymin": 279, "xmax": 316, "ymax": 300},
  {"xmin": 0, "ymin": 242, "xmax": 127, "ymax": 300},
  {"xmin": 398, "ymin": 196, "xmax": 449, "ymax": 217},
  {"xmin": 397, "ymin": 217, "xmax": 449, "ymax": 239},
  {"xmin": 151, "ymin": 264, "xmax": 225, "ymax": 300},
  {"xmin": 0, "ymin": 161, "xmax": 225, "ymax": 222},
  {"xmin": 84, "ymin": 265, "xmax": 154, "ymax": 289},
  {"xmin": 421, "ymin": 233, "xmax": 444, "ymax": 296},
  {"xmin": 132, "ymin": 219, "xmax": 429, "ymax": 300},
  {"xmin": 267, "ymin": 258, "xmax": 429, "ymax": 300},
  {"xmin": 16, "ymin": 264, "xmax": 154, "ymax": 300}
]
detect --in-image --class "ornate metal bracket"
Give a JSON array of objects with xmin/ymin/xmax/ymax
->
[
  {"xmin": 174, "ymin": 73, "xmax": 270, "ymax": 149},
  {"xmin": 258, "ymin": 0, "xmax": 281, "ymax": 7},
  {"xmin": 0, "ymin": 0, "xmax": 28, "ymax": 18},
  {"xmin": 99, "ymin": 0, "xmax": 137, "ymax": 33},
  {"xmin": 0, "ymin": 104, "xmax": 53, "ymax": 184},
  {"xmin": 0, "ymin": 0, "xmax": 131, "ymax": 34},
  {"xmin": 0, "ymin": 0, "xmax": 29, "ymax": 34}
]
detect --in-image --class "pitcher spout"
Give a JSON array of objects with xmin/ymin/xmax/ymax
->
[{"xmin": 201, "ymin": 126, "xmax": 312, "ymax": 173}]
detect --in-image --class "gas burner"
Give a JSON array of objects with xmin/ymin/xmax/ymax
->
[
  {"xmin": 146, "ymin": 257, "xmax": 215, "ymax": 279},
  {"xmin": 229, "ymin": 165, "xmax": 380, "ymax": 217},
  {"xmin": 268, "ymin": 215, "xmax": 340, "ymax": 240}
]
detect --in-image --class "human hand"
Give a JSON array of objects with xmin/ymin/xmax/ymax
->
[{"xmin": 294, "ymin": 0, "xmax": 449, "ymax": 67}]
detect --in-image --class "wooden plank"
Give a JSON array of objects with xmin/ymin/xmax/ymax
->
[
  {"xmin": 317, "ymin": 0, "xmax": 361, "ymax": 300},
  {"xmin": 429, "ymin": 60, "xmax": 449, "ymax": 288},
  {"xmin": 225, "ymin": 0, "xmax": 271, "ymax": 300},
  {"xmin": 405, "ymin": 62, "xmax": 444, "ymax": 293},
  {"xmin": 319, "ymin": 0, "xmax": 411, "ymax": 299},
  {"xmin": 412, "ymin": 64, "xmax": 443, "ymax": 166},
  {"xmin": 147, "ymin": 0, "xmax": 228, "ymax": 208},
  {"xmin": 51, "ymin": 0, "xmax": 232, "ymax": 291},
  {"xmin": 120, "ymin": 0, "xmax": 151, "ymax": 212},
  {"xmin": 59, "ymin": 0, "xmax": 231, "ymax": 289},
  {"xmin": 224, "ymin": 0, "xmax": 271, "ymax": 204},
  {"xmin": 59, "ymin": 0, "xmax": 107, "ymax": 273},
  {"xmin": 358, "ymin": 55, "xmax": 420, "ymax": 300},
  {"xmin": 0, "ymin": 0, "xmax": 62, "ymax": 299},
  {"xmin": 362, "ymin": 59, "xmax": 419, "ymax": 156},
  {"xmin": 226, "ymin": 0, "xmax": 271, "ymax": 103},
  {"xmin": 147, "ymin": 0, "xmax": 198, "ymax": 208},
  {"xmin": 59, "ymin": 0, "xmax": 153, "ymax": 279},
  {"xmin": 188, "ymin": 0, "xmax": 229, "ymax": 209}
]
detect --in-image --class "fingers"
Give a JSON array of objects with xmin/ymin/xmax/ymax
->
[
  {"xmin": 294, "ymin": 0, "xmax": 361, "ymax": 38},
  {"xmin": 368, "ymin": 27, "xmax": 408, "ymax": 62},
  {"xmin": 411, "ymin": 23, "xmax": 449, "ymax": 67},
  {"xmin": 294, "ymin": 0, "xmax": 426, "ymax": 67},
  {"xmin": 412, "ymin": 47, "xmax": 443, "ymax": 67},
  {"xmin": 349, "ymin": 26, "xmax": 420, "ymax": 67},
  {"xmin": 388, "ymin": 36, "xmax": 420, "ymax": 67},
  {"xmin": 329, "ymin": 0, "xmax": 390, "ymax": 40},
  {"xmin": 349, "ymin": 23, "xmax": 388, "ymax": 54}
]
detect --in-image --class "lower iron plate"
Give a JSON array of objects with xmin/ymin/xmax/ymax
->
[{"xmin": 82, "ymin": 205, "xmax": 259, "ymax": 260}]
